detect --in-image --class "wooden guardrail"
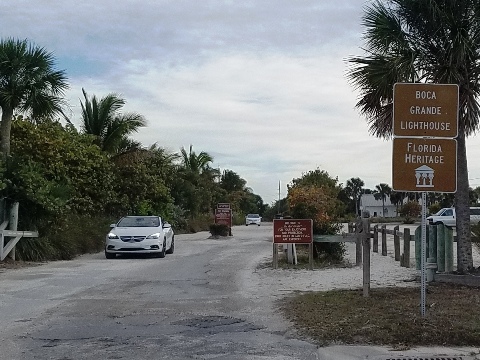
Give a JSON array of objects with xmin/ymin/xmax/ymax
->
[
  {"xmin": 0, "ymin": 201, "xmax": 39, "ymax": 261},
  {"xmin": 314, "ymin": 222, "xmax": 414, "ymax": 268}
]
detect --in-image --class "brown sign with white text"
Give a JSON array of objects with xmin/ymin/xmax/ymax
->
[
  {"xmin": 273, "ymin": 219, "xmax": 313, "ymax": 244},
  {"xmin": 393, "ymin": 83, "xmax": 458, "ymax": 138},
  {"xmin": 215, "ymin": 208, "xmax": 232, "ymax": 227},
  {"xmin": 392, "ymin": 137, "xmax": 457, "ymax": 193}
]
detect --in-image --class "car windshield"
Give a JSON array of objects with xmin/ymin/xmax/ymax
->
[
  {"xmin": 117, "ymin": 217, "xmax": 160, "ymax": 227},
  {"xmin": 247, "ymin": 214, "xmax": 260, "ymax": 218}
]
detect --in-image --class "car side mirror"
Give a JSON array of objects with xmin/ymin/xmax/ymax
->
[{"xmin": 110, "ymin": 223, "xmax": 116, "ymax": 228}]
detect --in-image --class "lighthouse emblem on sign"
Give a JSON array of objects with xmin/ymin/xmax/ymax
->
[{"xmin": 415, "ymin": 165, "xmax": 434, "ymax": 188}]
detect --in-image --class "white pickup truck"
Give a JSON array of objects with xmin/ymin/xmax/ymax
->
[{"xmin": 426, "ymin": 207, "xmax": 480, "ymax": 227}]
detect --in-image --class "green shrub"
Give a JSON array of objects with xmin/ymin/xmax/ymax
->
[
  {"xmin": 16, "ymin": 213, "xmax": 111, "ymax": 261},
  {"xmin": 400, "ymin": 201, "xmax": 421, "ymax": 224},
  {"xmin": 428, "ymin": 203, "xmax": 442, "ymax": 215},
  {"xmin": 209, "ymin": 224, "xmax": 230, "ymax": 237}
]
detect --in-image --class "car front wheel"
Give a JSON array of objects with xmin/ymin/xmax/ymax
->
[
  {"xmin": 158, "ymin": 239, "xmax": 166, "ymax": 258},
  {"xmin": 166, "ymin": 236, "xmax": 174, "ymax": 254}
]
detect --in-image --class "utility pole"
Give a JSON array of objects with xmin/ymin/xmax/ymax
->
[{"xmin": 277, "ymin": 181, "xmax": 281, "ymax": 215}]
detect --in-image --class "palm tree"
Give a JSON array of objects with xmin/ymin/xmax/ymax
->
[
  {"xmin": 80, "ymin": 88, "xmax": 146, "ymax": 154},
  {"xmin": 180, "ymin": 145, "xmax": 214, "ymax": 174},
  {"xmin": 221, "ymin": 170, "xmax": 247, "ymax": 193},
  {"xmin": 0, "ymin": 38, "xmax": 68, "ymax": 157},
  {"xmin": 347, "ymin": 0, "xmax": 480, "ymax": 271},
  {"xmin": 390, "ymin": 191, "xmax": 406, "ymax": 215},
  {"xmin": 345, "ymin": 177, "xmax": 365, "ymax": 216},
  {"xmin": 373, "ymin": 183, "xmax": 392, "ymax": 218}
]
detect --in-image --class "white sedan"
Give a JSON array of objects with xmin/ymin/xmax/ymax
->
[
  {"xmin": 245, "ymin": 214, "xmax": 261, "ymax": 226},
  {"xmin": 105, "ymin": 216, "xmax": 174, "ymax": 259}
]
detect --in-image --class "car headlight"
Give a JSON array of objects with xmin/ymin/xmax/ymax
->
[
  {"xmin": 145, "ymin": 233, "xmax": 161, "ymax": 239},
  {"xmin": 108, "ymin": 233, "xmax": 119, "ymax": 239}
]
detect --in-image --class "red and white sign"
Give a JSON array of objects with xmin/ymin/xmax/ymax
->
[
  {"xmin": 273, "ymin": 219, "xmax": 313, "ymax": 244},
  {"xmin": 217, "ymin": 203, "xmax": 231, "ymax": 209},
  {"xmin": 215, "ymin": 208, "xmax": 232, "ymax": 227}
]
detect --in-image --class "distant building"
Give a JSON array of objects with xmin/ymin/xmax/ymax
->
[{"xmin": 359, "ymin": 194, "xmax": 398, "ymax": 218}]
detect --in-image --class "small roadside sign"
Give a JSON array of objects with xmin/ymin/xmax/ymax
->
[
  {"xmin": 217, "ymin": 203, "xmax": 231, "ymax": 209},
  {"xmin": 273, "ymin": 219, "xmax": 313, "ymax": 244},
  {"xmin": 215, "ymin": 208, "xmax": 232, "ymax": 227},
  {"xmin": 393, "ymin": 83, "xmax": 458, "ymax": 138},
  {"xmin": 392, "ymin": 137, "xmax": 457, "ymax": 193}
]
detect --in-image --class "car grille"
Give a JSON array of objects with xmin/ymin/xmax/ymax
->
[{"xmin": 120, "ymin": 236, "xmax": 145, "ymax": 242}]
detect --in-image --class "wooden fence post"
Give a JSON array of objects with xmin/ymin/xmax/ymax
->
[
  {"xmin": 273, "ymin": 243, "xmax": 278, "ymax": 269},
  {"xmin": 355, "ymin": 218, "xmax": 362, "ymax": 266},
  {"xmin": 381, "ymin": 225, "xmax": 387, "ymax": 256},
  {"xmin": 401, "ymin": 228, "xmax": 410, "ymax": 267},
  {"xmin": 428, "ymin": 224, "xmax": 437, "ymax": 263},
  {"xmin": 436, "ymin": 224, "xmax": 445, "ymax": 272},
  {"xmin": 9, "ymin": 202, "xmax": 19, "ymax": 262},
  {"xmin": 394, "ymin": 225, "xmax": 400, "ymax": 261},
  {"xmin": 348, "ymin": 222, "xmax": 354, "ymax": 234},
  {"xmin": 415, "ymin": 225, "xmax": 421, "ymax": 270},
  {"xmin": 362, "ymin": 214, "xmax": 371, "ymax": 297},
  {"xmin": 373, "ymin": 225, "xmax": 378, "ymax": 253},
  {"xmin": 445, "ymin": 225, "xmax": 454, "ymax": 273}
]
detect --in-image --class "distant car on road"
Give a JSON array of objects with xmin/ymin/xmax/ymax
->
[
  {"xmin": 245, "ymin": 214, "xmax": 261, "ymax": 226},
  {"xmin": 105, "ymin": 215, "xmax": 174, "ymax": 259}
]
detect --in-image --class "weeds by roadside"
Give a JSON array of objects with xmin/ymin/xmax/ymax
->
[{"xmin": 280, "ymin": 283, "xmax": 480, "ymax": 348}]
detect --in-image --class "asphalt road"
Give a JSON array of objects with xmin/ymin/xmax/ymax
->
[{"xmin": 0, "ymin": 224, "xmax": 320, "ymax": 360}]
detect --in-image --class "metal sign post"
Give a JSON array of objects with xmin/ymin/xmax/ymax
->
[
  {"xmin": 392, "ymin": 82, "xmax": 459, "ymax": 317},
  {"xmin": 421, "ymin": 192, "xmax": 427, "ymax": 317}
]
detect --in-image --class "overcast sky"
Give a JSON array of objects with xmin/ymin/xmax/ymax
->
[{"xmin": 3, "ymin": 0, "xmax": 480, "ymax": 205}]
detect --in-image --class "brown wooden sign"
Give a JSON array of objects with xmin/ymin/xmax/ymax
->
[
  {"xmin": 217, "ymin": 203, "xmax": 231, "ymax": 209},
  {"xmin": 215, "ymin": 208, "xmax": 232, "ymax": 227},
  {"xmin": 273, "ymin": 219, "xmax": 313, "ymax": 244},
  {"xmin": 392, "ymin": 137, "xmax": 457, "ymax": 193},
  {"xmin": 393, "ymin": 83, "xmax": 458, "ymax": 138}
]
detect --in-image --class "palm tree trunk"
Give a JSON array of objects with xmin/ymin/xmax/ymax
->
[
  {"xmin": 0, "ymin": 107, "xmax": 13, "ymax": 157},
  {"xmin": 455, "ymin": 127, "xmax": 473, "ymax": 272}
]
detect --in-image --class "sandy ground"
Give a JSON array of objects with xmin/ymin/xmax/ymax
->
[{"xmin": 244, "ymin": 222, "xmax": 480, "ymax": 303}]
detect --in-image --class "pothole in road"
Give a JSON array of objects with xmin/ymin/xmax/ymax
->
[{"xmin": 173, "ymin": 315, "xmax": 263, "ymax": 333}]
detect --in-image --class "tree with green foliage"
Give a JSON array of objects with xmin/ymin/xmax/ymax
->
[
  {"xmin": 180, "ymin": 144, "xmax": 214, "ymax": 174},
  {"xmin": 400, "ymin": 201, "xmax": 421, "ymax": 224},
  {"xmin": 373, "ymin": 183, "xmax": 392, "ymax": 218},
  {"xmin": 0, "ymin": 38, "xmax": 68, "ymax": 157},
  {"xmin": 175, "ymin": 145, "xmax": 220, "ymax": 218},
  {"xmin": 80, "ymin": 88, "xmax": 146, "ymax": 154},
  {"xmin": 10, "ymin": 118, "xmax": 116, "ymax": 218},
  {"xmin": 344, "ymin": 177, "xmax": 364, "ymax": 217},
  {"xmin": 220, "ymin": 170, "xmax": 247, "ymax": 193},
  {"xmin": 390, "ymin": 191, "xmax": 406, "ymax": 214},
  {"xmin": 347, "ymin": 0, "xmax": 480, "ymax": 271},
  {"xmin": 287, "ymin": 169, "xmax": 344, "ymax": 260}
]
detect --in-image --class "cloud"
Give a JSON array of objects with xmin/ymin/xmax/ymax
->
[{"xmin": 4, "ymin": 0, "xmax": 479, "ymax": 205}]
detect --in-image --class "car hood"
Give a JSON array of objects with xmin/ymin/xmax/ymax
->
[{"xmin": 110, "ymin": 227, "xmax": 163, "ymax": 236}]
